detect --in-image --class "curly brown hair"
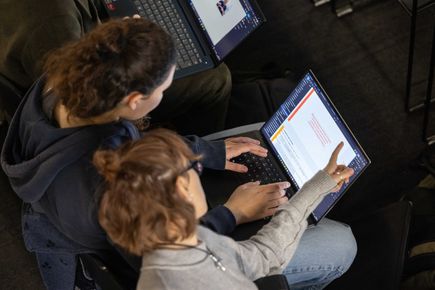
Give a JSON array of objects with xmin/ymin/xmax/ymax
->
[
  {"xmin": 44, "ymin": 18, "xmax": 176, "ymax": 119},
  {"xmin": 94, "ymin": 129, "xmax": 200, "ymax": 255}
]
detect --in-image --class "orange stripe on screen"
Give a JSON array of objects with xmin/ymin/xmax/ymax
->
[{"xmin": 287, "ymin": 87, "xmax": 315, "ymax": 122}]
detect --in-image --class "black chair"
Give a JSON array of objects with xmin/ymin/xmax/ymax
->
[
  {"xmin": 254, "ymin": 275, "xmax": 290, "ymax": 290},
  {"xmin": 327, "ymin": 201, "xmax": 413, "ymax": 290},
  {"xmin": 78, "ymin": 254, "xmax": 127, "ymax": 290},
  {"xmin": 399, "ymin": 0, "xmax": 435, "ymax": 143},
  {"xmin": 400, "ymin": 0, "xmax": 435, "ymax": 113},
  {"xmin": 0, "ymin": 74, "xmax": 22, "ymax": 123}
]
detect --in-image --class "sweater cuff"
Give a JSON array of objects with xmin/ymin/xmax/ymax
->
[
  {"xmin": 183, "ymin": 135, "xmax": 226, "ymax": 170},
  {"xmin": 289, "ymin": 170, "xmax": 337, "ymax": 212},
  {"xmin": 199, "ymin": 205, "xmax": 236, "ymax": 235}
]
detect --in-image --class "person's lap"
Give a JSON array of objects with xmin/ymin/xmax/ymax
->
[
  {"xmin": 282, "ymin": 218, "xmax": 357, "ymax": 290},
  {"xmin": 150, "ymin": 63, "xmax": 232, "ymax": 136}
]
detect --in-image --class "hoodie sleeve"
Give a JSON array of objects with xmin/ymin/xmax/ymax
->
[
  {"xmin": 199, "ymin": 205, "xmax": 236, "ymax": 235},
  {"xmin": 183, "ymin": 135, "xmax": 226, "ymax": 170}
]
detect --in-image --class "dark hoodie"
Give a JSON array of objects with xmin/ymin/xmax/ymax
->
[{"xmin": 1, "ymin": 77, "xmax": 234, "ymax": 252}]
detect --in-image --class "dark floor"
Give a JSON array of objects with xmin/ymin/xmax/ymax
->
[{"xmin": 0, "ymin": 0, "xmax": 434, "ymax": 289}]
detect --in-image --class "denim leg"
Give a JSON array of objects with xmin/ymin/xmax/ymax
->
[{"xmin": 282, "ymin": 218, "xmax": 357, "ymax": 290}]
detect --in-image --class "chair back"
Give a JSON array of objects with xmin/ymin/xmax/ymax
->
[
  {"xmin": 254, "ymin": 274, "xmax": 291, "ymax": 290},
  {"xmin": 0, "ymin": 74, "xmax": 22, "ymax": 121},
  {"xmin": 79, "ymin": 253, "xmax": 126, "ymax": 290}
]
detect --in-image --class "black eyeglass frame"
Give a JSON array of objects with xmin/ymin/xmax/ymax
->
[{"xmin": 182, "ymin": 160, "xmax": 203, "ymax": 176}]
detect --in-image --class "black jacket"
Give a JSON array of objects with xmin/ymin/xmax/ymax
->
[{"xmin": 1, "ymin": 77, "xmax": 235, "ymax": 252}]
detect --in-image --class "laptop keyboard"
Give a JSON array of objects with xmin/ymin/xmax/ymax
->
[
  {"xmin": 232, "ymin": 153, "xmax": 294, "ymax": 198},
  {"xmin": 134, "ymin": 0, "xmax": 204, "ymax": 69}
]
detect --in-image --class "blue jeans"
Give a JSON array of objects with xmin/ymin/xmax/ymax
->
[{"xmin": 282, "ymin": 218, "xmax": 357, "ymax": 290}]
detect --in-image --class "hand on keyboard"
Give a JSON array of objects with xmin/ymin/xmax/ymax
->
[
  {"xmin": 224, "ymin": 137, "xmax": 268, "ymax": 173},
  {"xmin": 224, "ymin": 181, "xmax": 290, "ymax": 225},
  {"xmin": 122, "ymin": 14, "xmax": 141, "ymax": 20}
]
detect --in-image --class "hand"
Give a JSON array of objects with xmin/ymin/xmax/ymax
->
[
  {"xmin": 324, "ymin": 142, "xmax": 355, "ymax": 192},
  {"xmin": 224, "ymin": 181, "xmax": 290, "ymax": 225},
  {"xmin": 122, "ymin": 14, "xmax": 141, "ymax": 20},
  {"xmin": 224, "ymin": 137, "xmax": 268, "ymax": 173}
]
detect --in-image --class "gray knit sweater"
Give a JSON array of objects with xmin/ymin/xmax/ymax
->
[{"xmin": 137, "ymin": 170, "xmax": 337, "ymax": 290}]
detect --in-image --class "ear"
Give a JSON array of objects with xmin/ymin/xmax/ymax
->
[
  {"xmin": 121, "ymin": 91, "xmax": 147, "ymax": 111},
  {"xmin": 175, "ymin": 175, "xmax": 191, "ymax": 201}
]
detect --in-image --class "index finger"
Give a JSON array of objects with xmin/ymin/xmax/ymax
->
[
  {"xmin": 329, "ymin": 142, "xmax": 344, "ymax": 165},
  {"xmin": 339, "ymin": 167, "xmax": 354, "ymax": 180}
]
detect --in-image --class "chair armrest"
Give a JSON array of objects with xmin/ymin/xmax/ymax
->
[
  {"xmin": 254, "ymin": 274, "xmax": 290, "ymax": 290},
  {"xmin": 202, "ymin": 122, "xmax": 264, "ymax": 140}
]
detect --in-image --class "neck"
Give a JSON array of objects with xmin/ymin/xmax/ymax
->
[
  {"xmin": 160, "ymin": 234, "xmax": 199, "ymax": 249},
  {"xmin": 177, "ymin": 234, "xmax": 199, "ymax": 247},
  {"xmin": 54, "ymin": 102, "xmax": 119, "ymax": 128}
]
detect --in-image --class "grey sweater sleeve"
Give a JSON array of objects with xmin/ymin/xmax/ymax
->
[{"xmin": 236, "ymin": 170, "xmax": 337, "ymax": 281}]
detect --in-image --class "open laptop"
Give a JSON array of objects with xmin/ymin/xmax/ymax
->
[
  {"xmin": 202, "ymin": 70, "xmax": 370, "ymax": 226},
  {"xmin": 102, "ymin": 0, "xmax": 265, "ymax": 79}
]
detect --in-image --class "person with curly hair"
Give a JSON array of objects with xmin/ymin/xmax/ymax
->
[
  {"xmin": 0, "ymin": 0, "xmax": 231, "ymax": 135},
  {"xmin": 94, "ymin": 129, "xmax": 355, "ymax": 290},
  {"xmin": 1, "ymin": 18, "xmax": 289, "ymax": 290}
]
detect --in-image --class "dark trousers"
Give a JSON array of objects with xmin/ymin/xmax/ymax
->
[{"xmin": 150, "ymin": 63, "xmax": 232, "ymax": 136}]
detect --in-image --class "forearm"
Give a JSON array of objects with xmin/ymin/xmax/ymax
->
[{"xmin": 237, "ymin": 170, "xmax": 337, "ymax": 280}]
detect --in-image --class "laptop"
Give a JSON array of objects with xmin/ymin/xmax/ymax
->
[
  {"xmin": 202, "ymin": 70, "xmax": 371, "ymax": 226},
  {"xmin": 102, "ymin": 0, "xmax": 265, "ymax": 79}
]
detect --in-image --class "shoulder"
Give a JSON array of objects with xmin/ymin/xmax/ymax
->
[
  {"xmin": 197, "ymin": 225, "xmax": 237, "ymax": 248},
  {"xmin": 99, "ymin": 121, "xmax": 141, "ymax": 150}
]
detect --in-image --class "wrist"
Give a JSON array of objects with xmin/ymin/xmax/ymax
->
[{"xmin": 223, "ymin": 203, "xmax": 242, "ymax": 225}]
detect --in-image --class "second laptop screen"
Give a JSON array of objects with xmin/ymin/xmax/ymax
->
[{"xmin": 188, "ymin": 0, "xmax": 263, "ymax": 60}]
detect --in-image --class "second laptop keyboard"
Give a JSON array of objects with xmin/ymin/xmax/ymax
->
[{"xmin": 134, "ymin": 0, "xmax": 203, "ymax": 69}]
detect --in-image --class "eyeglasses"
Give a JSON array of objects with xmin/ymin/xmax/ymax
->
[{"xmin": 182, "ymin": 160, "xmax": 203, "ymax": 176}]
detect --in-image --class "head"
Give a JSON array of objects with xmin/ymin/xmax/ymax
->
[
  {"xmin": 44, "ymin": 18, "xmax": 176, "ymax": 121},
  {"xmin": 94, "ymin": 129, "xmax": 207, "ymax": 256}
]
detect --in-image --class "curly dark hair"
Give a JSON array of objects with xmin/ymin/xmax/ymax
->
[
  {"xmin": 93, "ymin": 129, "xmax": 201, "ymax": 255},
  {"xmin": 44, "ymin": 18, "xmax": 176, "ymax": 119}
]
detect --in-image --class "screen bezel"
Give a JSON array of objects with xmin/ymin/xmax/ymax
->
[
  {"xmin": 183, "ymin": 0, "xmax": 266, "ymax": 63},
  {"xmin": 260, "ymin": 70, "xmax": 371, "ymax": 223}
]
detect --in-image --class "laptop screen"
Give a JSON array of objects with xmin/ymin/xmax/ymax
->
[
  {"xmin": 260, "ymin": 71, "xmax": 370, "ymax": 222},
  {"xmin": 188, "ymin": 0, "xmax": 263, "ymax": 61}
]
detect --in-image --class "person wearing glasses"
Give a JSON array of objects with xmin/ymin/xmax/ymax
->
[
  {"xmin": 1, "ymin": 18, "xmax": 357, "ymax": 289},
  {"xmin": 94, "ymin": 128, "xmax": 355, "ymax": 290},
  {"xmin": 0, "ymin": 18, "xmax": 289, "ymax": 289}
]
